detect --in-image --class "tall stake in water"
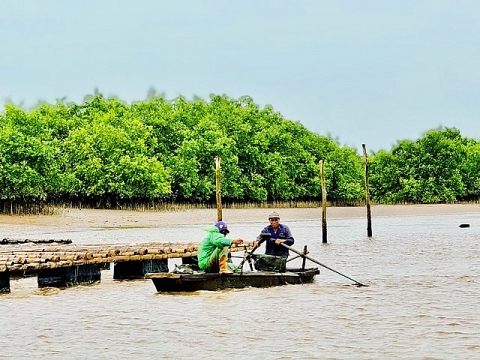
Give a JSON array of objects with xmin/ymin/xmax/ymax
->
[
  {"xmin": 320, "ymin": 160, "xmax": 327, "ymax": 243},
  {"xmin": 215, "ymin": 156, "xmax": 223, "ymax": 221},
  {"xmin": 362, "ymin": 144, "xmax": 373, "ymax": 237}
]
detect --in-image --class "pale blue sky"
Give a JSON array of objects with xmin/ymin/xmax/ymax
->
[{"xmin": 1, "ymin": 1, "xmax": 479, "ymax": 152}]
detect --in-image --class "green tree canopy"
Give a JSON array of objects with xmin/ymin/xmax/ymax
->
[{"xmin": 1, "ymin": 95, "xmax": 479, "ymax": 210}]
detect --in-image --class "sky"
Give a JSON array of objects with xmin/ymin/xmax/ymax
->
[{"xmin": 1, "ymin": 0, "xmax": 479, "ymax": 153}]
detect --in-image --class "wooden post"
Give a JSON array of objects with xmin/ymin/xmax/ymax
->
[
  {"xmin": 362, "ymin": 144, "xmax": 373, "ymax": 237},
  {"xmin": 215, "ymin": 156, "xmax": 223, "ymax": 221},
  {"xmin": 0, "ymin": 271, "xmax": 10, "ymax": 293},
  {"xmin": 320, "ymin": 160, "xmax": 327, "ymax": 243},
  {"xmin": 302, "ymin": 245, "xmax": 307, "ymax": 270}
]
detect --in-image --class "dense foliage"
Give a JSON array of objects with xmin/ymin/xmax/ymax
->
[
  {"xmin": 0, "ymin": 95, "xmax": 478, "ymax": 210},
  {"xmin": 0, "ymin": 95, "xmax": 362, "ymax": 208},
  {"xmin": 369, "ymin": 127, "xmax": 480, "ymax": 203}
]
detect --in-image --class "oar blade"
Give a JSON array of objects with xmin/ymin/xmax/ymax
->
[{"xmin": 280, "ymin": 243, "xmax": 367, "ymax": 287}]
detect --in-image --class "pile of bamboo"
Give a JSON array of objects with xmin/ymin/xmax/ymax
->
[
  {"xmin": 0, "ymin": 242, "xmax": 252, "ymax": 274},
  {"xmin": 1, "ymin": 238, "xmax": 72, "ymax": 245}
]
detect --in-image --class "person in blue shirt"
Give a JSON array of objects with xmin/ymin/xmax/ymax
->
[
  {"xmin": 254, "ymin": 211, "xmax": 294, "ymax": 257},
  {"xmin": 198, "ymin": 221, "xmax": 243, "ymax": 274}
]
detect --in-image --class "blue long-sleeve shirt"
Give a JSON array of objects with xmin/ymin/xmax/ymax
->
[{"xmin": 256, "ymin": 223, "xmax": 294, "ymax": 257}]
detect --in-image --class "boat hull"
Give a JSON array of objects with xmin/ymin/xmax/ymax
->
[{"xmin": 146, "ymin": 268, "xmax": 319, "ymax": 292}]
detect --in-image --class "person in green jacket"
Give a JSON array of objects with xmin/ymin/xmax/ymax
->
[{"xmin": 198, "ymin": 221, "xmax": 243, "ymax": 274}]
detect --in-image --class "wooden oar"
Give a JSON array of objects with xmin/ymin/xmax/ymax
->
[{"xmin": 280, "ymin": 243, "xmax": 367, "ymax": 287}]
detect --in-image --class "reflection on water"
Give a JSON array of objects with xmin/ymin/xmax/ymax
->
[{"xmin": 1, "ymin": 212, "xmax": 480, "ymax": 359}]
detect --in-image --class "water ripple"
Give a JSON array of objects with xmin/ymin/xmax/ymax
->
[{"xmin": 1, "ymin": 212, "xmax": 480, "ymax": 359}]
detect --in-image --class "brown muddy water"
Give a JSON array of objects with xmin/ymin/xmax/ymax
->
[{"xmin": 1, "ymin": 209, "xmax": 479, "ymax": 359}]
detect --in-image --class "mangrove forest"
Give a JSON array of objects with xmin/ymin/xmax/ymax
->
[{"xmin": 0, "ymin": 94, "xmax": 479, "ymax": 213}]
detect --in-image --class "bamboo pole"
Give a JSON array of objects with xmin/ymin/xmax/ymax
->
[
  {"xmin": 320, "ymin": 160, "xmax": 327, "ymax": 243},
  {"xmin": 362, "ymin": 144, "xmax": 373, "ymax": 237},
  {"xmin": 302, "ymin": 245, "xmax": 308, "ymax": 270},
  {"xmin": 215, "ymin": 156, "xmax": 223, "ymax": 221},
  {"xmin": 0, "ymin": 238, "xmax": 72, "ymax": 245}
]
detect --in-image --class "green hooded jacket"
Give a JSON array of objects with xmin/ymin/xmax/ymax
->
[{"xmin": 198, "ymin": 225, "xmax": 234, "ymax": 269}]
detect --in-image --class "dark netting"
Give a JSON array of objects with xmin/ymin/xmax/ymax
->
[{"xmin": 252, "ymin": 254, "xmax": 286, "ymax": 272}]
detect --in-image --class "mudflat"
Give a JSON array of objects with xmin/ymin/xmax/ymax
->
[{"xmin": 0, "ymin": 204, "xmax": 478, "ymax": 230}]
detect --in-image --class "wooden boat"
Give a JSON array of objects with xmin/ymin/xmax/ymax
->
[
  {"xmin": 146, "ymin": 267, "xmax": 320, "ymax": 292},
  {"xmin": 145, "ymin": 239, "xmax": 367, "ymax": 292}
]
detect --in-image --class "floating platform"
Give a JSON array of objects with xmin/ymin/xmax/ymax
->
[{"xmin": 0, "ymin": 241, "xmax": 253, "ymax": 293}]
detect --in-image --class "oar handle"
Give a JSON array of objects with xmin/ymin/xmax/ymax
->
[
  {"xmin": 236, "ymin": 237, "xmax": 266, "ymax": 272},
  {"xmin": 280, "ymin": 243, "xmax": 367, "ymax": 287}
]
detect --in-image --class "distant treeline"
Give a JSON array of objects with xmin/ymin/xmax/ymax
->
[{"xmin": 0, "ymin": 94, "xmax": 479, "ymax": 213}]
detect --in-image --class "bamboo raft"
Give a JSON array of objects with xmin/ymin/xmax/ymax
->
[
  {"xmin": 0, "ymin": 240, "xmax": 255, "ymax": 293},
  {"xmin": 0, "ymin": 241, "xmax": 251, "ymax": 275},
  {"xmin": 0, "ymin": 243, "xmax": 252, "ymax": 275}
]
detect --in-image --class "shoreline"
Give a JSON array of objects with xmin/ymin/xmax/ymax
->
[{"xmin": 0, "ymin": 203, "xmax": 478, "ymax": 229}]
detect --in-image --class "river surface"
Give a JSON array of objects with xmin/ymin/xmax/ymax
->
[{"xmin": 1, "ymin": 211, "xmax": 479, "ymax": 359}]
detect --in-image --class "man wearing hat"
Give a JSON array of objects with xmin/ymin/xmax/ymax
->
[
  {"xmin": 198, "ymin": 221, "xmax": 244, "ymax": 274},
  {"xmin": 254, "ymin": 211, "xmax": 294, "ymax": 257}
]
